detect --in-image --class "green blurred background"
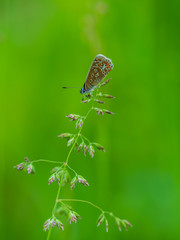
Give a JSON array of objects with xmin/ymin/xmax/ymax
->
[{"xmin": 1, "ymin": 0, "xmax": 179, "ymax": 239}]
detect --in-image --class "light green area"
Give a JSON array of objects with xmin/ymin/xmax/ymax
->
[{"xmin": 1, "ymin": 0, "xmax": 179, "ymax": 239}]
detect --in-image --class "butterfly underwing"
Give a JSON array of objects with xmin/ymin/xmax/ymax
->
[{"xmin": 80, "ymin": 54, "xmax": 113, "ymax": 94}]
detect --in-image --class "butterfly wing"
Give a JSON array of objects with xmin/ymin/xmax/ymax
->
[{"xmin": 83, "ymin": 54, "xmax": 113, "ymax": 93}]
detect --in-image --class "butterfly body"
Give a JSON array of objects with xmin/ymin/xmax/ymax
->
[{"xmin": 80, "ymin": 54, "xmax": 113, "ymax": 94}]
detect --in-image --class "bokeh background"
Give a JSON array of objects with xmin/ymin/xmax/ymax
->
[{"xmin": 1, "ymin": 0, "xmax": 179, "ymax": 239}]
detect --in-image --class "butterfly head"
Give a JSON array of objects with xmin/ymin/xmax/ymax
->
[{"xmin": 80, "ymin": 85, "xmax": 86, "ymax": 94}]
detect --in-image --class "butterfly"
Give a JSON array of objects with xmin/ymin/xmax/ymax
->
[
  {"xmin": 62, "ymin": 54, "xmax": 113, "ymax": 94},
  {"xmin": 80, "ymin": 54, "xmax": 114, "ymax": 94}
]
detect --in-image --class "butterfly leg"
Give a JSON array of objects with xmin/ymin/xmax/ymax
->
[{"xmin": 88, "ymin": 91, "xmax": 93, "ymax": 98}]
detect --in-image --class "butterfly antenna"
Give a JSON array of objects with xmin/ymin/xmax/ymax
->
[{"xmin": 62, "ymin": 86, "xmax": 81, "ymax": 89}]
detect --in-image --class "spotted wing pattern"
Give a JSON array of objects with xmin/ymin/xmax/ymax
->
[{"xmin": 83, "ymin": 54, "xmax": 113, "ymax": 93}]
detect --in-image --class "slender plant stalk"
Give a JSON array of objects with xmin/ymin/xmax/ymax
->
[
  {"xmin": 46, "ymin": 228, "xmax": 52, "ymax": 240},
  {"xmin": 31, "ymin": 159, "xmax": 64, "ymax": 164},
  {"xmin": 48, "ymin": 104, "xmax": 94, "ymax": 239},
  {"xmin": 57, "ymin": 199, "xmax": 104, "ymax": 213}
]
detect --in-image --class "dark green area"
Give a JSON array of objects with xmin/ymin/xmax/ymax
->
[{"xmin": 1, "ymin": 0, "xmax": 179, "ymax": 239}]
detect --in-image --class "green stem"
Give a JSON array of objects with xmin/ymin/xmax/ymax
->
[
  {"xmin": 80, "ymin": 134, "xmax": 91, "ymax": 144},
  {"xmin": 57, "ymin": 199, "xmax": 104, "ymax": 213},
  {"xmin": 32, "ymin": 159, "xmax": 77, "ymax": 176},
  {"xmin": 47, "ymin": 103, "xmax": 94, "ymax": 240},
  {"xmin": 46, "ymin": 228, "xmax": 52, "ymax": 240},
  {"xmin": 32, "ymin": 159, "xmax": 64, "ymax": 164},
  {"xmin": 66, "ymin": 164, "xmax": 77, "ymax": 176}
]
